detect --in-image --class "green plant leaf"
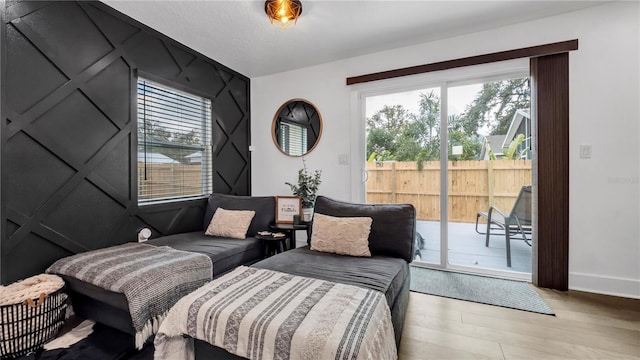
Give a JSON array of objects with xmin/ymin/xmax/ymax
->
[{"xmin": 285, "ymin": 159, "xmax": 322, "ymax": 208}]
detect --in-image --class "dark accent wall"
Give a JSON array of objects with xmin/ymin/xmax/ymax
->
[{"xmin": 0, "ymin": 1, "xmax": 251, "ymax": 283}]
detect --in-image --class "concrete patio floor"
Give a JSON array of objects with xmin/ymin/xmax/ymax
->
[
  {"xmin": 292, "ymin": 219, "xmax": 532, "ymax": 275},
  {"xmin": 415, "ymin": 220, "xmax": 532, "ymax": 274}
]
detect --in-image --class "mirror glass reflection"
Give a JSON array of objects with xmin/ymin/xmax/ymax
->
[{"xmin": 272, "ymin": 99, "xmax": 323, "ymax": 156}]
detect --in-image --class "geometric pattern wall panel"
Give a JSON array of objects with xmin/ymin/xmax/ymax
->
[
  {"xmin": 81, "ymin": 4, "xmax": 139, "ymax": 46},
  {"xmin": 215, "ymin": 141, "xmax": 250, "ymax": 195},
  {"xmin": 90, "ymin": 136, "xmax": 131, "ymax": 202},
  {"xmin": 83, "ymin": 58, "xmax": 132, "ymax": 128},
  {"xmin": 6, "ymin": 221, "xmax": 20, "ymax": 243},
  {"xmin": 212, "ymin": 81, "xmax": 250, "ymax": 195},
  {"xmin": 127, "ymin": 33, "xmax": 182, "ymax": 78},
  {"xmin": 138, "ymin": 200, "xmax": 206, "ymax": 236},
  {"xmin": 4, "ymin": 232, "xmax": 73, "ymax": 285},
  {"xmin": 41, "ymin": 180, "xmax": 128, "ymax": 251},
  {"xmin": 137, "ymin": 208, "xmax": 187, "ymax": 236},
  {"xmin": 5, "ymin": 132, "xmax": 76, "ymax": 217},
  {"xmin": 1, "ymin": 1, "xmax": 251, "ymax": 283},
  {"xmin": 5, "ymin": 25, "xmax": 68, "ymax": 114},
  {"xmin": 177, "ymin": 205, "xmax": 208, "ymax": 234},
  {"xmin": 229, "ymin": 77, "xmax": 248, "ymax": 113},
  {"xmin": 212, "ymin": 175, "xmax": 233, "ymax": 195},
  {"xmin": 168, "ymin": 45, "xmax": 197, "ymax": 73},
  {"xmin": 181, "ymin": 59, "xmax": 226, "ymax": 96},
  {"xmin": 216, "ymin": 90, "xmax": 246, "ymax": 135},
  {"xmin": 19, "ymin": 2, "xmax": 113, "ymax": 76},
  {"xmin": 31, "ymin": 90, "xmax": 120, "ymax": 166}
]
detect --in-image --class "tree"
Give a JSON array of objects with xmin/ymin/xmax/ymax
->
[
  {"xmin": 448, "ymin": 114, "xmax": 481, "ymax": 161},
  {"xmin": 173, "ymin": 129, "xmax": 201, "ymax": 146},
  {"xmin": 138, "ymin": 119, "xmax": 171, "ymax": 143},
  {"xmin": 365, "ymin": 78, "xmax": 529, "ymax": 163},
  {"xmin": 366, "ymin": 105, "xmax": 411, "ymax": 161},
  {"xmin": 399, "ymin": 91, "xmax": 441, "ymax": 164},
  {"xmin": 459, "ymin": 78, "xmax": 529, "ymax": 135},
  {"xmin": 366, "ymin": 90, "xmax": 482, "ymax": 164},
  {"xmin": 138, "ymin": 120, "xmax": 203, "ymax": 164}
]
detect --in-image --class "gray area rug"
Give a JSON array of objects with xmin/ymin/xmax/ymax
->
[{"xmin": 410, "ymin": 265, "xmax": 555, "ymax": 315}]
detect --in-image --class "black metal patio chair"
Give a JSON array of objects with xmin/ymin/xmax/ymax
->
[
  {"xmin": 414, "ymin": 232, "xmax": 424, "ymax": 261},
  {"xmin": 475, "ymin": 185, "xmax": 532, "ymax": 267}
]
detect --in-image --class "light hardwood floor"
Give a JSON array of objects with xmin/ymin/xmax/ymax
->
[{"xmin": 399, "ymin": 288, "xmax": 640, "ymax": 359}]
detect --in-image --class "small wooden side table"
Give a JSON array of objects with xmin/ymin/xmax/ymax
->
[
  {"xmin": 270, "ymin": 222, "xmax": 310, "ymax": 250},
  {"xmin": 255, "ymin": 233, "xmax": 289, "ymax": 257}
]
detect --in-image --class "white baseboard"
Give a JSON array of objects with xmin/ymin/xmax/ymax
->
[{"xmin": 569, "ymin": 272, "xmax": 640, "ymax": 299}]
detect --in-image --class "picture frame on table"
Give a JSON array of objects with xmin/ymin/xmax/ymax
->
[{"xmin": 275, "ymin": 196, "xmax": 301, "ymax": 224}]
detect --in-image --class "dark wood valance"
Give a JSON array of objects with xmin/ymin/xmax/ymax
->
[{"xmin": 346, "ymin": 39, "xmax": 578, "ymax": 85}]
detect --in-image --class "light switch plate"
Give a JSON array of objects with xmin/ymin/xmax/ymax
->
[
  {"xmin": 579, "ymin": 144, "xmax": 592, "ymax": 158},
  {"xmin": 338, "ymin": 153, "xmax": 349, "ymax": 165}
]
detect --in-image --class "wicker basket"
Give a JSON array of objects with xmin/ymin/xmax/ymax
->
[{"xmin": 0, "ymin": 287, "xmax": 68, "ymax": 359}]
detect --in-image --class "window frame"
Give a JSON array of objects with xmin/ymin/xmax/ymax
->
[
  {"xmin": 279, "ymin": 120, "xmax": 308, "ymax": 156},
  {"xmin": 135, "ymin": 73, "xmax": 214, "ymax": 206},
  {"xmin": 352, "ymin": 60, "xmax": 531, "ymax": 280}
]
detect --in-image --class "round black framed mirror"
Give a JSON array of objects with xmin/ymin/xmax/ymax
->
[{"xmin": 271, "ymin": 99, "xmax": 323, "ymax": 157}]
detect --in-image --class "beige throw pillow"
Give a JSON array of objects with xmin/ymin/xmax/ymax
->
[
  {"xmin": 310, "ymin": 213, "xmax": 373, "ymax": 257},
  {"xmin": 205, "ymin": 208, "xmax": 256, "ymax": 239}
]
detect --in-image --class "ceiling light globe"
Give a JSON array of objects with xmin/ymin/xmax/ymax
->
[{"xmin": 265, "ymin": 0, "xmax": 302, "ymax": 29}]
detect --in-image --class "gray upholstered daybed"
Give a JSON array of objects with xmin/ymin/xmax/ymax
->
[
  {"xmin": 49, "ymin": 193, "xmax": 275, "ymax": 345},
  {"xmin": 159, "ymin": 195, "xmax": 416, "ymax": 359}
]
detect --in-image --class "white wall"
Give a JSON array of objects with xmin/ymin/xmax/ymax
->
[{"xmin": 251, "ymin": 2, "xmax": 640, "ymax": 298}]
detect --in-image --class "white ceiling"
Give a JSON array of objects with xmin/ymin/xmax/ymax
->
[{"xmin": 103, "ymin": 1, "xmax": 605, "ymax": 78}]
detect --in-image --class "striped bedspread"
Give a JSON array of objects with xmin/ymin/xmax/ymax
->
[
  {"xmin": 46, "ymin": 243, "xmax": 213, "ymax": 349},
  {"xmin": 154, "ymin": 266, "xmax": 397, "ymax": 360}
]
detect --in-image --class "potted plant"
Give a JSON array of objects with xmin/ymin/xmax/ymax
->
[{"xmin": 285, "ymin": 159, "xmax": 322, "ymax": 222}]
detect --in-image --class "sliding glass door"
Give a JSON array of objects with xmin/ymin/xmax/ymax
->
[
  {"xmin": 360, "ymin": 65, "xmax": 533, "ymax": 279},
  {"xmin": 365, "ymin": 87, "xmax": 442, "ymax": 265},
  {"xmin": 445, "ymin": 77, "xmax": 532, "ymax": 276}
]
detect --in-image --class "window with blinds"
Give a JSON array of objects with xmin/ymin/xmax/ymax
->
[
  {"xmin": 279, "ymin": 121, "xmax": 307, "ymax": 156},
  {"xmin": 137, "ymin": 78, "xmax": 212, "ymax": 204}
]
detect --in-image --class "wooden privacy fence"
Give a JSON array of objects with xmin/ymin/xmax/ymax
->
[
  {"xmin": 138, "ymin": 162, "xmax": 204, "ymax": 201},
  {"xmin": 366, "ymin": 160, "xmax": 532, "ymax": 223}
]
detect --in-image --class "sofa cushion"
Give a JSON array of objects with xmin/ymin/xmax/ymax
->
[
  {"xmin": 146, "ymin": 231, "xmax": 264, "ymax": 277},
  {"xmin": 253, "ymin": 246, "xmax": 408, "ymax": 309},
  {"xmin": 205, "ymin": 208, "xmax": 255, "ymax": 239},
  {"xmin": 312, "ymin": 196, "xmax": 416, "ymax": 262},
  {"xmin": 203, "ymin": 194, "xmax": 276, "ymax": 237},
  {"xmin": 310, "ymin": 213, "xmax": 372, "ymax": 257}
]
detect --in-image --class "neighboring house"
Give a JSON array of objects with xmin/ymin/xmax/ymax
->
[
  {"xmin": 479, "ymin": 134, "xmax": 507, "ymax": 160},
  {"xmin": 186, "ymin": 151, "xmax": 203, "ymax": 164},
  {"xmin": 479, "ymin": 109, "xmax": 531, "ymax": 160},
  {"xmin": 137, "ymin": 152, "xmax": 179, "ymax": 164}
]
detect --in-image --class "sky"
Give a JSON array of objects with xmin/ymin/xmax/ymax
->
[
  {"xmin": 365, "ymin": 83, "xmax": 482, "ymax": 118},
  {"xmin": 365, "ymin": 83, "xmax": 486, "ymax": 134}
]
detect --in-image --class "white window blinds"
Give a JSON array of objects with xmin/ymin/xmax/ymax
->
[
  {"xmin": 279, "ymin": 122, "xmax": 307, "ymax": 156},
  {"xmin": 137, "ymin": 78, "xmax": 212, "ymax": 204}
]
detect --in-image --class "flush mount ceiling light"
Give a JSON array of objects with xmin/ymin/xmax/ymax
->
[{"xmin": 265, "ymin": 0, "xmax": 302, "ymax": 29}]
